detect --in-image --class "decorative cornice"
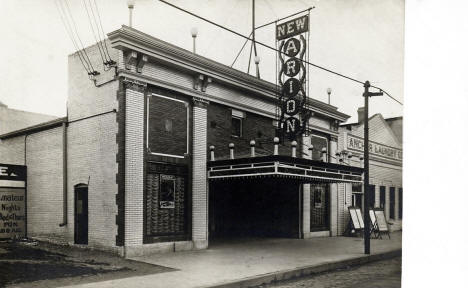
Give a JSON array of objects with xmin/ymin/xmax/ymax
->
[{"xmin": 118, "ymin": 70, "xmax": 275, "ymax": 119}]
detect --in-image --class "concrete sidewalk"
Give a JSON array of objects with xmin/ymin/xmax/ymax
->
[{"xmin": 63, "ymin": 232, "xmax": 402, "ymax": 288}]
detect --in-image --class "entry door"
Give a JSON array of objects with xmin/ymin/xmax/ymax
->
[
  {"xmin": 74, "ymin": 185, "xmax": 88, "ymax": 244},
  {"xmin": 310, "ymin": 184, "xmax": 329, "ymax": 231}
]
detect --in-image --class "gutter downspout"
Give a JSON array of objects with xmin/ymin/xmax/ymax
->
[
  {"xmin": 24, "ymin": 134, "xmax": 29, "ymax": 237},
  {"xmin": 59, "ymin": 121, "xmax": 67, "ymax": 227}
]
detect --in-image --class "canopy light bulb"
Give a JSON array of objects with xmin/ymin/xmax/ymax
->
[
  {"xmin": 127, "ymin": 0, "xmax": 135, "ymax": 8},
  {"xmin": 254, "ymin": 56, "xmax": 261, "ymax": 64}
]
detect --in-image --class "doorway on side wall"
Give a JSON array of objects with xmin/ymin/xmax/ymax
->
[{"xmin": 74, "ymin": 184, "xmax": 88, "ymax": 245}]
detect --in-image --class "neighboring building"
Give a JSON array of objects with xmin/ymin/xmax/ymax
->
[
  {"xmin": 385, "ymin": 116, "xmax": 403, "ymax": 144},
  {"xmin": 0, "ymin": 101, "xmax": 57, "ymax": 135},
  {"xmin": 339, "ymin": 108, "xmax": 403, "ymax": 232},
  {"xmin": 0, "ymin": 26, "xmax": 365, "ymax": 256}
]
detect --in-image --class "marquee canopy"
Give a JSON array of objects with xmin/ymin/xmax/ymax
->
[{"xmin": 208, "ymin": 155, "xmax": 363, "ymax": 183}]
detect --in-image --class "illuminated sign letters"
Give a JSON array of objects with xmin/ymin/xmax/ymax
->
[
  {"xmin": 276, "ymin": 15, "xmax": 309, "ymax": 40},
  {"xmin": 276, "ymin": 15, "xmax": 310, "ymax": 141}
]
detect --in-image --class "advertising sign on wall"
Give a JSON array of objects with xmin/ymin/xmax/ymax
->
[
  {"xmin": 345, "ymin": 133, "xmax": 402, "ymax": 161},
  {"xmin": 0, "ymin": 187, "xmax": 25, "ymax": 239},
  {"xmin": 0, "ymin": 164, "xmax": 27, "ymax": 239}
]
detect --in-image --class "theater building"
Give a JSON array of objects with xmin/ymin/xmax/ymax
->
[
  {"xmin": 0, "ymin": 26, "xmax": 364, "ymax": 256},
  {"xmin": 338, "ymin": 110, "xmax": 403, "ymax": 232}
]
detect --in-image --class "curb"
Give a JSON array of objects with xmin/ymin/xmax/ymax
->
[{"xmin": 204, "ymin": 249, "xmax": 402, "ymax": 288}]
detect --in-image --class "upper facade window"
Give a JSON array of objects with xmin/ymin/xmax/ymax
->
[
  {"xmin": 231, "ymin": 109, "xmax": 245, "ymax": 138},
  {"xmin": 310, "ymin": 134, "xmax": 328, "ymax": 161}
]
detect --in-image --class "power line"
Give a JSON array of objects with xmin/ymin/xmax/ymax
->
[
  {"xmin": 82, "ymin": 0, "xmax": 107, "ymax": 65},
  {"xmin": 55, "ymin": 0, "xmax": 91, "ymax": 74},
  {"xmin": 63, "ymin": 0, "xmax": 97, "ymax": 75},
  {"xmin": 92, "ymin": 0, "xmax": 115, "ymax": 65},
  {"xmin": 87, "ymin": 0, "xmax": 110, "ymax": 64},
  {"xmin": 157, "ymin": 0, "xmax": 403, "ymax": 106},
  {"xmin": 370, "ymin": 86, "xmax": 403, "ymax": 106}
]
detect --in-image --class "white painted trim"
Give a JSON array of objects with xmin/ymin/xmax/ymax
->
[{"xmin": 149, "ymin": 152, "xmax": 185, "ymax": 159}]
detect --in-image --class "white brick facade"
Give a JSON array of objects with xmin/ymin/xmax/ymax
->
[
  {"xmin": 192, "ymin": 100, "xmax": 208, "ymax": 249},
  {"xmin": 301, "ymin": 135, "xmax": 311, "ymax": 238},
  {"xmin": 329, "ymin": 140, "xmax": 338, "ymax": 236},
  {"xmin": 124, "ymin": 86, "xmax": 145, "ymax": 247}
]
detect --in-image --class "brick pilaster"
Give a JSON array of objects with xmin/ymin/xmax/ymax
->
[
  {"xmin": 329, "ymin": 139, "xmax": 338, "ymax": 236},
  {"xmin": 192, "ymin": 97, "xmax": 209, "ymax": 249},
  {"xmin": 123, "ymin": 79, "xmax": 146, "ymax": 249},
  {"xmin": 301, "ymin": 135, "xmax": 311, "ymax": 238}
]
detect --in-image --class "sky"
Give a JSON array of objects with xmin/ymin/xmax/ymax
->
[{"xmin": 0, "ymin": 0, "xmax": 404, "ymax": 123}]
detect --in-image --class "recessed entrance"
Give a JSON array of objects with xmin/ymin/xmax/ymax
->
[
  {"xmin": 74, "ymin": 184, "xmax": 88, "ymax": 245},
  {"xmin": 209, "ymin": 179, "xmax": 300, "ymax": 239}
]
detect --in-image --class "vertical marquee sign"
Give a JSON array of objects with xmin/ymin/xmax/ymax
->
[
  {"xmin": 276, "ymin": 15, "xmax": 310, "ymax": 141},
  {"xmin": 0, "ymin": 164, "xmax": 26, "ymax": 240}
]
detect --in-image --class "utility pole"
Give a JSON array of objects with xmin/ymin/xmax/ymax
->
[{"xmin": 363, "ymin": 80, "xmax": 383, "ymax": 255}]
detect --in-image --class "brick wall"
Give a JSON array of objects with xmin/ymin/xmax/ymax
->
[
  {"xmin": 207, "ymin": 102, "xmax": 293, "ymax": 159},
  {"xmin": 68, "ymin": 41, "xmax": 120, "ymax": 122},
  {"xmin": 25, "ymin": 128, "xmax": 64, "ymax": 241}
]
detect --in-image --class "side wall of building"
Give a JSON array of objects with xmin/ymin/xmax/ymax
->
[
  {"xmin": 66, "ymin": 43, "xmax": 120, "ymax": 251},
  {"xmin": 0, "ymin": 127, "xmax": 65, "ymax": 242}
]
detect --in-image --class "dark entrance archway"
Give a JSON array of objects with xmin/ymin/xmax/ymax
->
[{"xmin": 209, "ymin": 179, "xmax": 301, "ymax": 239}]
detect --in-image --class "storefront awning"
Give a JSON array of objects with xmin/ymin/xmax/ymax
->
[{"xmin": 208, "ymin": 155, "xmax": 363, "ymax": 183}]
